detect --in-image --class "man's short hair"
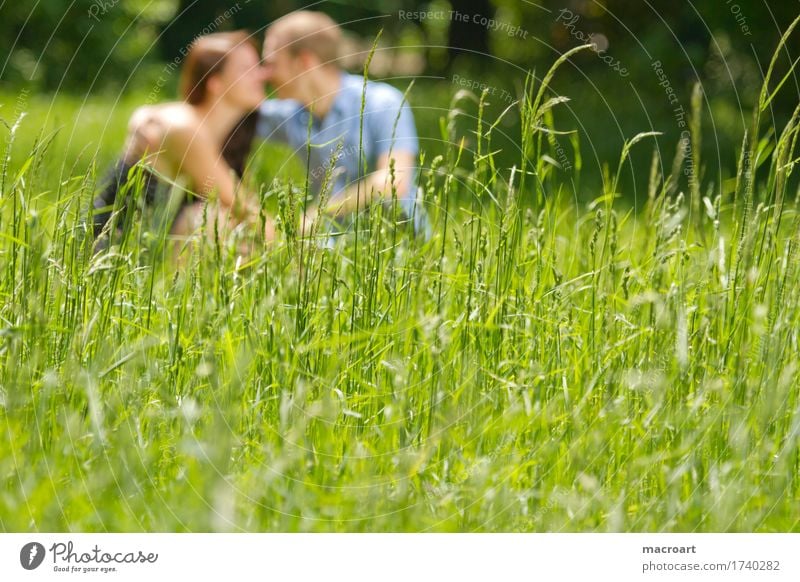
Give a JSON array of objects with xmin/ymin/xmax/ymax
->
[{"xmin": 267, "ymin": 11, "xmax": 342, "ymax": 66}]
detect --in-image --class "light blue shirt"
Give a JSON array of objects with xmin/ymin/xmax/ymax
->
[{"xmin": 256, "ymin": 73, "xmax": 426, "ymax": 232}]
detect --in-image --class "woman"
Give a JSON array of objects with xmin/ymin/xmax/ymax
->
[{"xmin": 92, "ymin": 31, "xmax": 271, "ymax": 251}]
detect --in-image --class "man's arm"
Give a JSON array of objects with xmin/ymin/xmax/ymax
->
[
  {"xmin": 301, "ymin": 150, "xmax": 416, "ymax": 233},
  {"xmin": 327, "ymin": 150, "xmax": 416, "ymax": 216}
]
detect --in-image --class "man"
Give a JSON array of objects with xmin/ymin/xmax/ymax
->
[{"xmin": 257, "ymin": 10, "xmax": 426, "ymax": 236}]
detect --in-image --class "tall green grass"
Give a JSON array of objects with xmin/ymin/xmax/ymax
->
[{"xmin": 1, "ymin": 37, "xmax": 799, "ymax": 532}]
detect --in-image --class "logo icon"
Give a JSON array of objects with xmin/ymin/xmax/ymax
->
[{"xmin": 20, "ymin": 542, "xmax": 46, "ymax": 570}]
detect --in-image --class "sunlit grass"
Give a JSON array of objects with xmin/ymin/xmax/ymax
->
[{"xmin": 1, "ymin": 40, "xmax": 799, "ymax": 533}]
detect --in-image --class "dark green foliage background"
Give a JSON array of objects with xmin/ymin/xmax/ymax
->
[{"xmin": 2, "ymin": 1, "xmax": 799, "ymax": 197}]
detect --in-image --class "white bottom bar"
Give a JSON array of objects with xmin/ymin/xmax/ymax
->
[{"xmin": 1, "ymin": 534, "xmax": 797, "ymax": 581}]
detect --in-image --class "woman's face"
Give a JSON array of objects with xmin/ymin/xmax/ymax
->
[{"xmin": 215, "ymin": 44, "xmax": 266, "ymax": 110}]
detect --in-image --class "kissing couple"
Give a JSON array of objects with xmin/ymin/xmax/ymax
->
[{"xmin": 92, "ymin": 10, "xmax": 424, "ymax": 257}]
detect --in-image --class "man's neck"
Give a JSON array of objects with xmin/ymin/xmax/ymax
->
[{"xmin": 302, "ymin": 67, "xmax": 342, "ymax": 120}]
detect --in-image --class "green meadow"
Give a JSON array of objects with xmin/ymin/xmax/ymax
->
[{"xmin": 1, "ymin": 41, "xmax": 799, "ymax": 532}]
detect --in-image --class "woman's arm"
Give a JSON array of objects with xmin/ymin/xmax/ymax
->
[{"xmin": 165, "ymin": 122, "xmax": 255, "ymax": 220}]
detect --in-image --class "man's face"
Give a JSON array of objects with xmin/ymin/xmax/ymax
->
[{"xmin": 262, "ymin": 32, "xmax": 304, "ymax": 99}]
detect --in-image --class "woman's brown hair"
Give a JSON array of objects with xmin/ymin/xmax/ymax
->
[{"xmin": 180, "ymin": 30, "xmax": 257, "ymax": 105}]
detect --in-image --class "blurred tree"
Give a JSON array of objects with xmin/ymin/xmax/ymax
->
[
  {"xmin": 447, "ymin": 0, "xmax": 493, "ymax": 67},
  {"xmin": 3, "ymin": 0, "xmax": 799, "ymax": 96},
  {"xmin": 0, "ymin": 0, "xmax": 175, "ymax": 91},
  {"xmin": 158, "ymin": 0, "xmax": 293, "ymax": 59}
]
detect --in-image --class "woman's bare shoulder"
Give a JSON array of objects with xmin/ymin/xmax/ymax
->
[{"xmin": 124, "ymin": 102, "xmax": 208, "ymax": 163}]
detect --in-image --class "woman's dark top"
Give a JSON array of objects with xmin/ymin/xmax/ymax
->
[
  {"xmin": 91, "ymin": 110, "xmax": 258, "ymax": 240},
  {"xmin": 91, "ymin": 159, "xmax": 167, "ymax": 238}
]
